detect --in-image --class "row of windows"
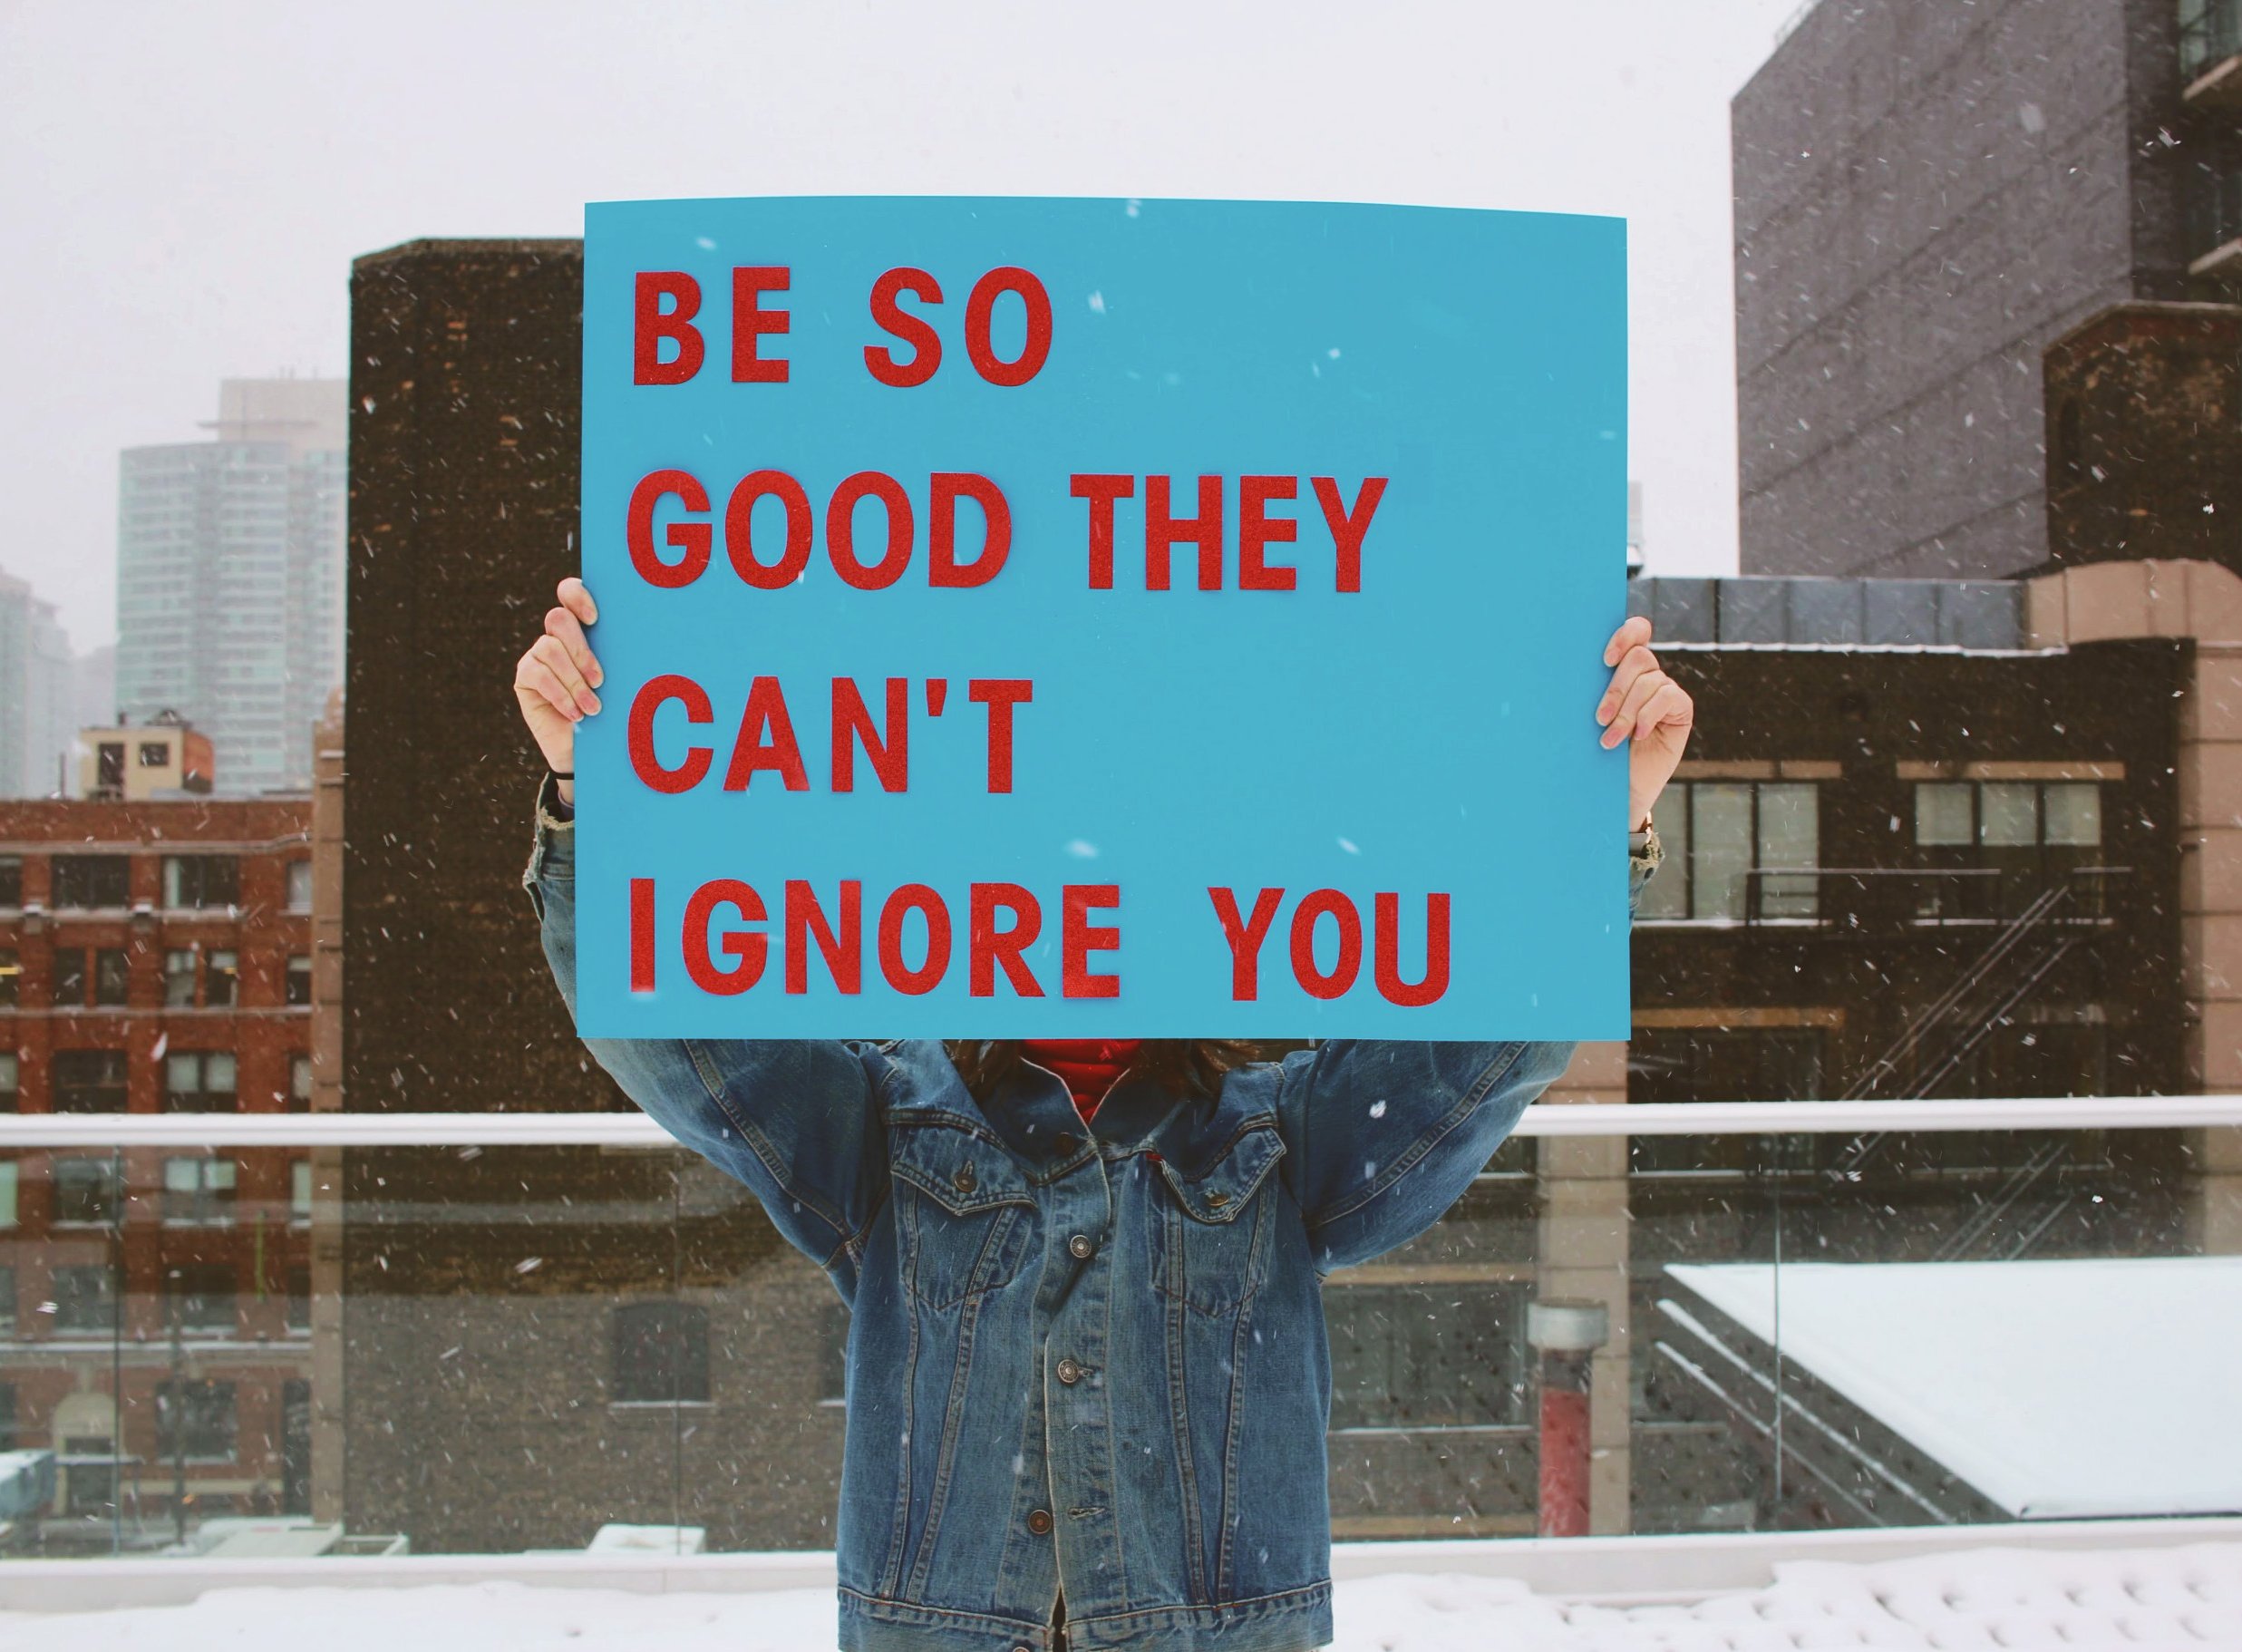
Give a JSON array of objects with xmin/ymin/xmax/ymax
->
[
  {"xmin": 0, "ymin": 1156, "xmax": 313, "ymax": 1232},
  {"xmin": 0, "ymin": 1049, "xmax": 312, "ymax": 1111},
  {"xmin": 0, "ymin": 855, "xmax": 311, "ymax": 912},
  {"xmin": 0, "ymin": 947, "xmax": 310, "ymax": 1010},
  {"xmin": 1637, "ymin": 779, "xmax": 2106, "ymax": 923}
]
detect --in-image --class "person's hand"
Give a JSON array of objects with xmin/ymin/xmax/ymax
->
[
  {"xmin": 513, "ymin": 578, "xmax": 602, "ymax": 803},
  {"xmin": 1596, "ymin": 616, "xmax": 1693, "ymax": 831}
]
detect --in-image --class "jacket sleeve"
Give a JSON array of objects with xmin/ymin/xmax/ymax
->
[
  {"xmin": 1275, "ymin": 847, "xmax": 1659, "ymax": 1272},
  {"xmin": 521, "ymin": 780, "xmax": 888, "ymax": 1289}
]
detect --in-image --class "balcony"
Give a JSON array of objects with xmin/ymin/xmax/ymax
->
[
  {"xmin": 2181, "ymin": 0, "xmax": 2242, "ymax": 109},
  {"xmin": 1732, "ymin": 863, "xmax": 2126, "ymax": 929},
  {"xmin": 2187, "ymin": 162, "xmax": 2242, "ymax": 278}
]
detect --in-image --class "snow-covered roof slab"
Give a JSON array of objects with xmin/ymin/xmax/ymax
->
[{"xmin": 1665, "ymin": 1256, "xmax": 2242, "ymax": 1520}]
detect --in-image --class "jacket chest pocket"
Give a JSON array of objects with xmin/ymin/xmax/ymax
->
[
  {"xmin": 891, "ymin": 1122, "xmax": 1036, "ymax": 1310},
  {"xmin": 1147, "ymin": 1124, "xmax": 1286, "ymax": 1317}
]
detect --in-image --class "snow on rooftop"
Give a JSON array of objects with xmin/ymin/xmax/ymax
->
[
  {"xmin": 3, "ymin": 1541, "xmax": 2237, "ymax": 1650},
  {"xmin": 1665, "ymin": 1257, "xmax": 2242, "ymax": 1520}
]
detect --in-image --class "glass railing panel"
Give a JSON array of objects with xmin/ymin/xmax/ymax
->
[{"xmin": 0, "ymin": 1119, "xmax": 2232, "ymax": 1558}]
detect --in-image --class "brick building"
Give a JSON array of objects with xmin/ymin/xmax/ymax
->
[
  {"xmin": 1732, "ymin": 0, "xmax": 2242, "ymax": 581},
  {"xmin": 0, "ymin": 797, "xmax": 317, "ymax": 1542}
]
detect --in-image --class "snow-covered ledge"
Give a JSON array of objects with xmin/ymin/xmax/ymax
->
[{"xmin": 4, "ymin": 1518, "xmax": 2239, "ymax": 1615}]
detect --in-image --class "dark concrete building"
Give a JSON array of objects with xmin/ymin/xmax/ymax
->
[{"xmin": 1732, "ymin": 0, "xmax": 2242, "ymax": 581}]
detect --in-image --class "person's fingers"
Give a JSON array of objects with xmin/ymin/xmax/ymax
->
[
  {"xmin": 515, "ymin": 654, "xmax": 582, "ymax": 725},
  {"xmin": 1597, "ymin": 643, "xmax": 1660, "ymax": 725},
  {"xmin": 1602, "ymin": 666, "xmax": 1673, "ymax": 748},
  {"xmin": 1630, "ymin": 680, "xmax": 1694, "ymax": 743},
  {"xmin": 558, "ymin": 577, "xmax": 599, "ymax": 627},
  {"xmin": 544, "ymin": 606, "xmax": 603, "ymax": 688},
  {"xmin": 529, "ymin": 634, "xmax": 599, "ymax": 717},
  {"xmin": 1603, "ymin": 615, "xmax": 1651, "ymax": 667}
]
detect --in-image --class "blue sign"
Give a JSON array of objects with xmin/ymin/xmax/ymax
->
[{"xmin": 577, "ymin": 196, "xmax": 1627, "ymax": 1039}]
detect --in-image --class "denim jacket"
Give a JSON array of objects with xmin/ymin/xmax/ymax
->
[{"xmin": 525, "ymin": 786, "xmax": 1655, "ymax": 1652}]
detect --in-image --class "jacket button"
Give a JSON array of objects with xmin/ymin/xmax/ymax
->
[
  {"xmin": 1205, "ymin": 1189, "xmax": 1229, "ymax": 1208},
  {"xmin": 1056, "ymin": 1356, "xmax": 1083, "ymax": 1385},
  {"xmin": 1053, "ymin": 1132, "xmax": 1080, "ymax": 1158},
  {"xmin": 1068, "ymin": 1233, "xmax": 1095, "ymax": 1260},
  {"xmin": 952, "ymin": 1162, "xmax": 976, "ymax": 1193},
  {"xmin": 1026, "ymin": 1508, "xmax": 1053, "ymax": 1534}
]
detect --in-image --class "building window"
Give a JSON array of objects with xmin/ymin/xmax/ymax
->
[
  {"xmin": 0, "ymin": 857, "xmax": 19, "ymax": 907},
  {"xmin": 1914, "ymin": 780, "xmax": 2104, "ymax": 918},
  {"xmin": 50, "ymin": 855, "xmax": 130, "ymax": 909},
  {"xmin": 0, "ymin": 949, "xmax": 16, "ymax": 1007},
  {"xmin": 53, "ymin": 1156, "xmax": 122, "ymax": 1226},
  {"xmin": 204, "ymin": 951, "xmax": 239, "ymax": 1008},
  {"xmin": 286, "ymin": 1264, "xmax": 312, "ymax": 1332},
  {"xmin": 162, "ymin": 856, "xmax": 238, "ymax": 910},
  {"xmin": 137, "ymin": 741, "xmax": 170, "ymax": 768},
  {"xmin": 156, "ymin": 1378, "xmax": 238, "ymax": 1461},
  {"xmin": 1915, "ymin": 780, "xmax": 2101, "ymax": 849},
  {"xmin": 52, "ymin": 948, "xmax": 86, "ymax": 1006},
  {"xmin": 0, "ymin": 1161, "xmax": 16, "ymax": 1227},
  {"xmin": 163, "ymin": 948, "xmax": 197, "ymax": 1007},
  {"xmin": 286, "ymin": 955, "xmax": 312, "ymax": 1006},
  {"xmin": 93, "ymin": 948, "xmax": 130, "ymax": 1007},
  {"xmin": 291, "ymin": 1158, "xmax": 314, "ymax": 1222},
  {"xmin": 1635, "ymin": 781, "xmax": 1820, "ymax": 922},
  {"xmin": 611, "ymin": 1302, "xmax": 711, "ymax": 1404},
  {"xmin": 50, "ymin": 1264, "xmax": 114, "ymax": 1332},
  {"xmin": 52, "ymin": 1049, "xmax": 127, "ymax": 1112},
  {"xmin": 0, "ymin": 1054, "xmax": 16, "ymax": 1112},
  {"xmin": 0, "ymin": 1269, "xmax": 14, "ymax": 1339},
  {"xmin": 161, "ymin": 1157, "xmax": 238, "ymax": 1225},
  {"xmin": 0, "ymin": 1382, "xmax": 14, "ymax": 1449},
  {"xmin": 289, "ymin": 1054, "xmax": 313, "ymax": 1110},
  {"xmin": 165, "ymin": 1051, "xmax": 237, "ymax": 1112},
  {"xmin": 1325, "ymin": 1282, "xmax": 1531, "ymax": 1430},
  {"xmin": 286, "ymin": 860, "xmax": 313, "ymax": 913}
]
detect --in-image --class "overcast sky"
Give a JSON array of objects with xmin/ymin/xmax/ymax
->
[{"xmin": 0, "ymin": 0, "xmax": 1798, "ymax": 653}]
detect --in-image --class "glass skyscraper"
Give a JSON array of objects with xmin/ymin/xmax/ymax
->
[{"xmin": 116, "ymin": 378, "xmax": 345, "ymax": 793}]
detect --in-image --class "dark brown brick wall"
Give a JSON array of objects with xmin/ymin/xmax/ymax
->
[
  {"xmin": 346, "ymin": 238, "xmax": 596, "ymax": 1115},
  {"xmin": 2045, "ymin": 302, "xmax": 2242, "ymax": 570}
]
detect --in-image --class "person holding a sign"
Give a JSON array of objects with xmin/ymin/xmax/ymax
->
[{"xmin": 516, "ymin": 575, "xmax": 1688, "ymax": 1652}]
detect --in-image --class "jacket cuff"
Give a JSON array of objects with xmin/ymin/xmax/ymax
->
[{"xmin": 530, "ymin": 773, "xmax": 575, "ymax": 879}]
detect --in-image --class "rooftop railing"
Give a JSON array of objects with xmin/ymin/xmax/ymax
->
[{"xmin": 0, "ymin": 1099, "xmax": 2235, "ymax": 1562}]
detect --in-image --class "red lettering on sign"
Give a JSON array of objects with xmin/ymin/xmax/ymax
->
[
  {"xmin": 633, "ymin": 272, "xmax": 704, "ymax": 385},
  {"xmin": 731, "ymin": 267, "xmax": 791, "ymax": 384},
  {"xmin": 1373, "ymin": 891, "xmax": 1451, "ymax": 1007},
  {"xmin": 930, "ymin": 473, "xmax": 1012, "ymax": 588},
  {"xmin": 684, "ymin": 879, "xmax": 767, "ymax": 994},
  {"xmin": 970, "ymin": 882, "xmax": 1044, "ymax": 997},
  {"xmin": 1208, "ymin": 887, "xmax": 1284, "ymax": 1001},
  {"xmin": 1062, "ymin": 884, "xmax": 1121, "ymax": 999},
  {"xmin": 830, "ymin": 677, "xmax": 909, "ymax": 793},
  {"xmin": 965, "ymin": 267, "xmax": 1052, "ymax": 386},
  {"xmin": 626, "ymin": 470, "xmax": 713, "ymax": 588},
  {"xmin": 879, "ymin": 884, "xmax": 953, "ymax": 995},
  {"xmin": 785, "ymin": 879, "xmax": 863, "ymax": 995},
  {"xmin": 967, "ymin": 679, "xmax": 1034, "ymax": 793},
  {"xmin": 723, "ymin": 675, "xmax": 810, "ymax": 792},
  {"xmin": 865, "ymin": 267, "xmax": 944, "ymax": 386},
  {"xmin": 1312, "ymin": 476, "xmax": 1387, "ymax": 594},
  {"xmin": 1238, "ymin": 475, "xmax": 1298, "ymax": 592},
  {"xmin": 1071, "ymin": 473, "xmax": 1135, "ymax": 589},
  {"xmin": 1290, "ymin": 889, "xmax": 1364, "ymax": 1000},
  {"xmin": 725, "ymin": 470, "xmax": 814, "ymax": 588},
  {"xmin": 1146, "ymin": 474, "xmax": 1223, "ymax": 591},
  {"xmin": 627, "ymin": 675, "xmax": 713, "ymax": 793},
  {"xmin": 827, "ymin": 471, "xmax": 914, "ymax": 590}
]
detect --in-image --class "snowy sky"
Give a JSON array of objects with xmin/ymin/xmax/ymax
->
[{"xmin": 0, "ymin": 0, "xmax": 1801, "ymax": 653}]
